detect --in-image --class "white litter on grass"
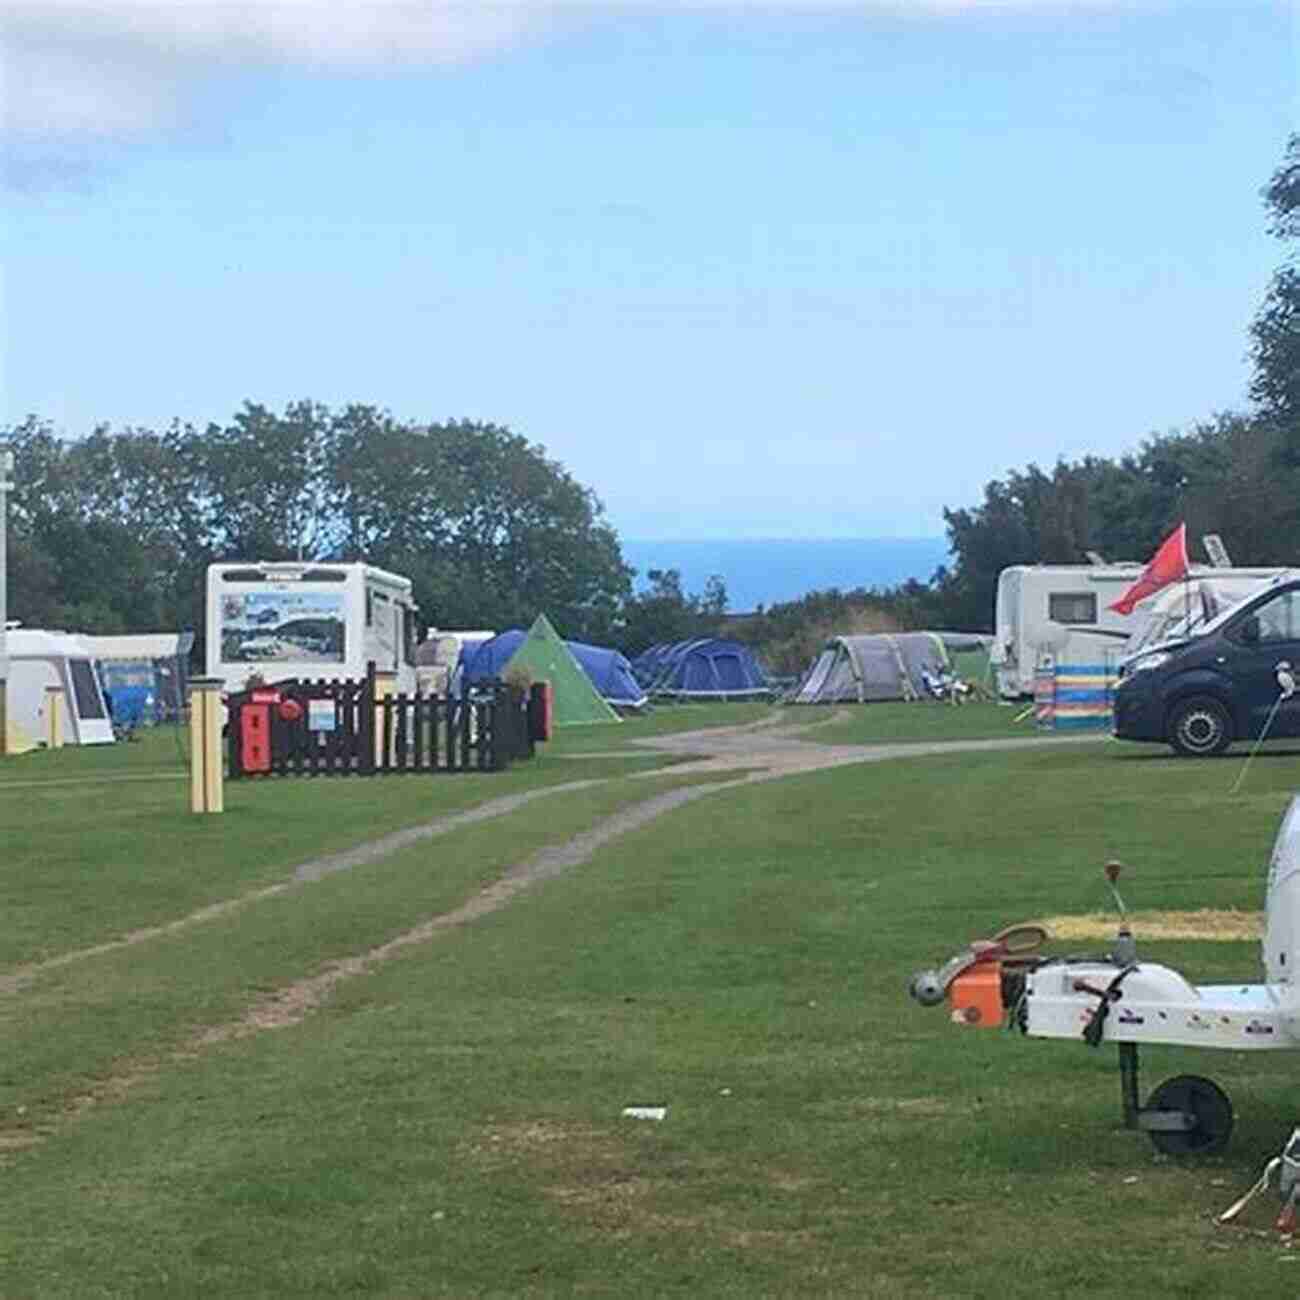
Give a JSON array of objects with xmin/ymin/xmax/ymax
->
[{"xmin": 622, "ymin": 1106, "xmax": 667, "ymax": 1121}]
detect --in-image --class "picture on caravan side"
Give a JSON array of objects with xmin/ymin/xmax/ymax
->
[{"xmin": 204, "ymin": 562, "xmax": 419, "ymax": 695}]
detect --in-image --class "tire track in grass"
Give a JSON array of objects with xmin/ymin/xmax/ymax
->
[
  {"xmin": 4, "ymin": 730, "xmax": 1104, "ymax": 1150},
  {"xmin": 11, "ymin": 780, "xmax": 740, "ymax": 1151},
  {"xmin": 3, "ymin": 735, "xmax": 1094, "ymax": 995},
  {"xmin": 0, "ymin": 780, "xmax": 606, "ymax": 995}
]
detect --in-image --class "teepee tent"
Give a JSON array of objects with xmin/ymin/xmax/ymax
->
[
  {"xmin": 790, "ymin": 632, "xmax": 951, "ymax": 704},
  {"xmin": 464, "ymin": 615, "xmax": 621, "ymax": 725}
]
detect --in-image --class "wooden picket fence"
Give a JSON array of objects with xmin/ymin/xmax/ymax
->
[{"xmin": 227, "ymin": 665, "xmax": 534, "ymax": 779}]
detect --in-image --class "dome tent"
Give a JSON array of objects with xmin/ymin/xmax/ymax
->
[
  {"xmin": 789, "ymin": 631, "xmax": 951, "ymax": 704},
  {"xmin": 633, "ymin": 638, "xmax": 770, "ymax": 700},
  {"xmin": 565, "ymin": 642, "xmax": 647, "ymax": 711}
]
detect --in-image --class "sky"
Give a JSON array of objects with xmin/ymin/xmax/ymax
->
[{"xmin": 2, "ymin": 0, "xmax": 1297, "ymax": 542}]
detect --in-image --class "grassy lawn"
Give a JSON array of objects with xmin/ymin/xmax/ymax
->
[
  {"xmin": 4, "ymin": 724, "xmax": 1300, "ymax": 1295},
  {"xmin": 0, "ymin": 727, "xmax": 684, "ymax": 967},
  {"xmin": 544, "ymin": 702, "xmax": 776, "ymax": 754},
  {"xmin": 785, "ymin": 696, "xmax": 1032, "ymax": 745}
]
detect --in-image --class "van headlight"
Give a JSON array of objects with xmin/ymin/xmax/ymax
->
[{"xmin": 1128, "ymin": 651, "xmax": 1171, "ymax": 675}]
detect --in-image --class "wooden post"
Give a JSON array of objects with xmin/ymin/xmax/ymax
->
[
  {"xmin": 374, "ymin": 670, "xmax": 396, "ymax": 770},
  {"xmin": 189, "ymin": 677, "xmax": 225, "ymax": 814},
  {"xmin": 44, "ymin": 685, "xmax": 65, "ymax": 749}
]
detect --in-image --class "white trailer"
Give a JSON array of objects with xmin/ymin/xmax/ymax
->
[
  {"xmin": 991, "ymin": 564, "xmax": 1283, "ymax": 698},
  {"xmin": 205, "ymin": 562, "xmax": 419, "ymax": 696},
  {"xmin": 6, "ymin": 628, "xmax": 115, "ymax": 747}
]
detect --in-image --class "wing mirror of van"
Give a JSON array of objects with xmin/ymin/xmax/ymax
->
[{"xmin": 1239, "ymin": 615, "xmax": 1261, "ymax": 645}]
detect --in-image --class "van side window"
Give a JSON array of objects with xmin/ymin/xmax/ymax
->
[
  {"xmin": 1048, "ymin": 593, "xmax": 1097, "ymax": 624},
  {"xmin": 1253, "ymin": 590, "xmax": 1300, "ymax": 643}
]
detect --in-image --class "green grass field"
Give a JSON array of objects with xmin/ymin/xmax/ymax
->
[{"xmin": 4, "ymin": 712, "xmax": 1300, "ymax": 1296}]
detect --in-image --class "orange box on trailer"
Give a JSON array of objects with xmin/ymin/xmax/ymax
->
[{"xmin": 950, "ymin": 963, "xmax": 1003, "ymax": 1028}]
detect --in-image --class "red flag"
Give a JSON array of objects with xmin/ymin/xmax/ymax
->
[{"xmin": 1108, "ymin": 523, "xmax": 1189, "ymax": 615}]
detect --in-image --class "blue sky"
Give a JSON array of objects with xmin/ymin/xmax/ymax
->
[{"xmin": 3, "ymin": 1, "xmax": 1296, "ymax": 541}]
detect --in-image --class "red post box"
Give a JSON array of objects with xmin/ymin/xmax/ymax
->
[{"xmin": 240, "ymin": 704, "xmax": 272, "ymax": 773}]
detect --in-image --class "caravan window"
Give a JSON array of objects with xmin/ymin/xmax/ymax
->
[
  {"xmin": 1048, "ymin": 592, "xmax": 1097, "ymax": 624},
  {"xmin": 68, "ymin": 659, "xmax": 106, "ymax": 719}
]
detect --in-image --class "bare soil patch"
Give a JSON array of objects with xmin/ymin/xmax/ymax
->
[{"xmin": 1039, "ymin": 909, "xmax": 1262, "ymax": 943}]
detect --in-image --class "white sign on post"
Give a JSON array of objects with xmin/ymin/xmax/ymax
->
[{"xmin": 308, "ymin": 699, "xmax": 336, "ymax": 733}]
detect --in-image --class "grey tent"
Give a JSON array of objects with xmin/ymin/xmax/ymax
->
[{"xmin": 789, "ymin": 632, "xmax": 952, "ymax": 704}]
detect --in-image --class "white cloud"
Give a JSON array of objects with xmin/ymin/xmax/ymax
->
[
  {"xmin": 2, "ymin": 2, "xmax": 555, "ymax": 137},
  {"xmin": 2, "ymin": 0, "xmax": 1130, "ymax": 139}
]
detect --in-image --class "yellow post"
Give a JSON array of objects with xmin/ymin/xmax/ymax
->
[
  {"xmin": 44, "ymin": 685, "xmax": 64, "ymax": 749},
  {"xmin": 188, "ymin": 677, "xmax": 225, "ymax": 814},
  {"xmin": 374, "ymin": 670, "xmax": 397, "ymax": 769}
]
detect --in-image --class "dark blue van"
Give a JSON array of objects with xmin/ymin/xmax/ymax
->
[{"xmin": 1113, "ymin": 573, "xmax": 1300, "ymax": 756}]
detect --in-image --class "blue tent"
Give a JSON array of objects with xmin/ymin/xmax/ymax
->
[
  {"xmin": 633, "ymin": 638, "xmax": 770, "ymax": 700},
  {"xmin": 567, "ymin": 641, "xmax": 648, "ymax": 710},
  {"xmin": 463, "ymin": 628, "xmax": 647, "ymax": 710}
]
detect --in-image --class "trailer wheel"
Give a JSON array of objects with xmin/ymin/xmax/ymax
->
[
  {"xmin": 1146, "ymin": 1075, "xmax": 1233, "ymax": 1156},
  {"xmin": 1167, "ymin": 697, "xmax": 1233, "ymax": 758}
]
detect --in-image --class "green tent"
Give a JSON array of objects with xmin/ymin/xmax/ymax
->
[{"xmin": 506, "ymin": 614, "xmax": 621, "ymax": 726}]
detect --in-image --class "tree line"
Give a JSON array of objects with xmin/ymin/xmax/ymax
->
[
  {"xmin": 1, "ymin": 407, "xmax": 635, "ymax": 649},
  {"xmin": 3, "ymin": 136, "xmax": 1296, "ymax": 663}
]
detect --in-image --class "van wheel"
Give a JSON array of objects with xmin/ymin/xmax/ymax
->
[{"xmin": 1167, "ymin": 697, "xmax": 1232, "ymax": 757}]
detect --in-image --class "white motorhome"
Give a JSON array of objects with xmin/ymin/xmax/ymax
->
[
  {"xmin": 991, "ymin": 564, "xmax": 1284, "ymax": 698},
  {"xmin": 205, "ymin": 562, "xmax": 419, "ymax": 696},
  {"xmin": 5, "ymin": 628, "xmax": 115, "ymax": 747}
]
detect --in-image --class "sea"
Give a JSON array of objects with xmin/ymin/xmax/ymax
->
[{"xmin": 619, "ymin": 537, "xmax": 950, "ymax": 613}]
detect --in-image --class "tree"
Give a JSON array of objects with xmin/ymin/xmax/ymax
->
[
  {"xmin": 2, "ymin": 416, "xmax": 192, "ymax": 633},
  {"xmin": 1251, "ymin": 134, "xmax": 1300, "ymax": 451},
  {"xmin": 327, "ymin": 412, "xmax": 631, "ymax": 639},
  {"xmin": 616, "ymin": 568, "xmax": 729, "ymax": 656},
  {"xmin": 200, "ymin": 401, "xmax": 336, "ymax": 560}
]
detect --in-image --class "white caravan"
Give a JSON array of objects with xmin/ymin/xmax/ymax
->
[
  {"xmin": 205, "ymin": 562, "xmax": 419, "ymax": 696},
  {"xmin": 991, "ymin": 564, "xmax": 1283, "ymax": 698},
  {"xmin": 5, "ymin": 628, "xmax": 115, "ymax": 747}
]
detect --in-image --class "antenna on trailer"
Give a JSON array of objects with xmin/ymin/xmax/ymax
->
[{"xmin": 1104, "ymin": 861, "xmax": 1137, "ymax": 965}]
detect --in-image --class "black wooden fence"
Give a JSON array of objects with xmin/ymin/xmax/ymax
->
[{"xmin": 227, "ymin": 665, "xmax": 534, "ymax": 779}]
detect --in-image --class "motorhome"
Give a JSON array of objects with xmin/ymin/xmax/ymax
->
[
  {"xmin": 991, "ymin": 564, "xmax": 1283, "ymax": 699},
  {"xmin": 204, "ymin": 562, "xmax": 419, "ymax": 696}
]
